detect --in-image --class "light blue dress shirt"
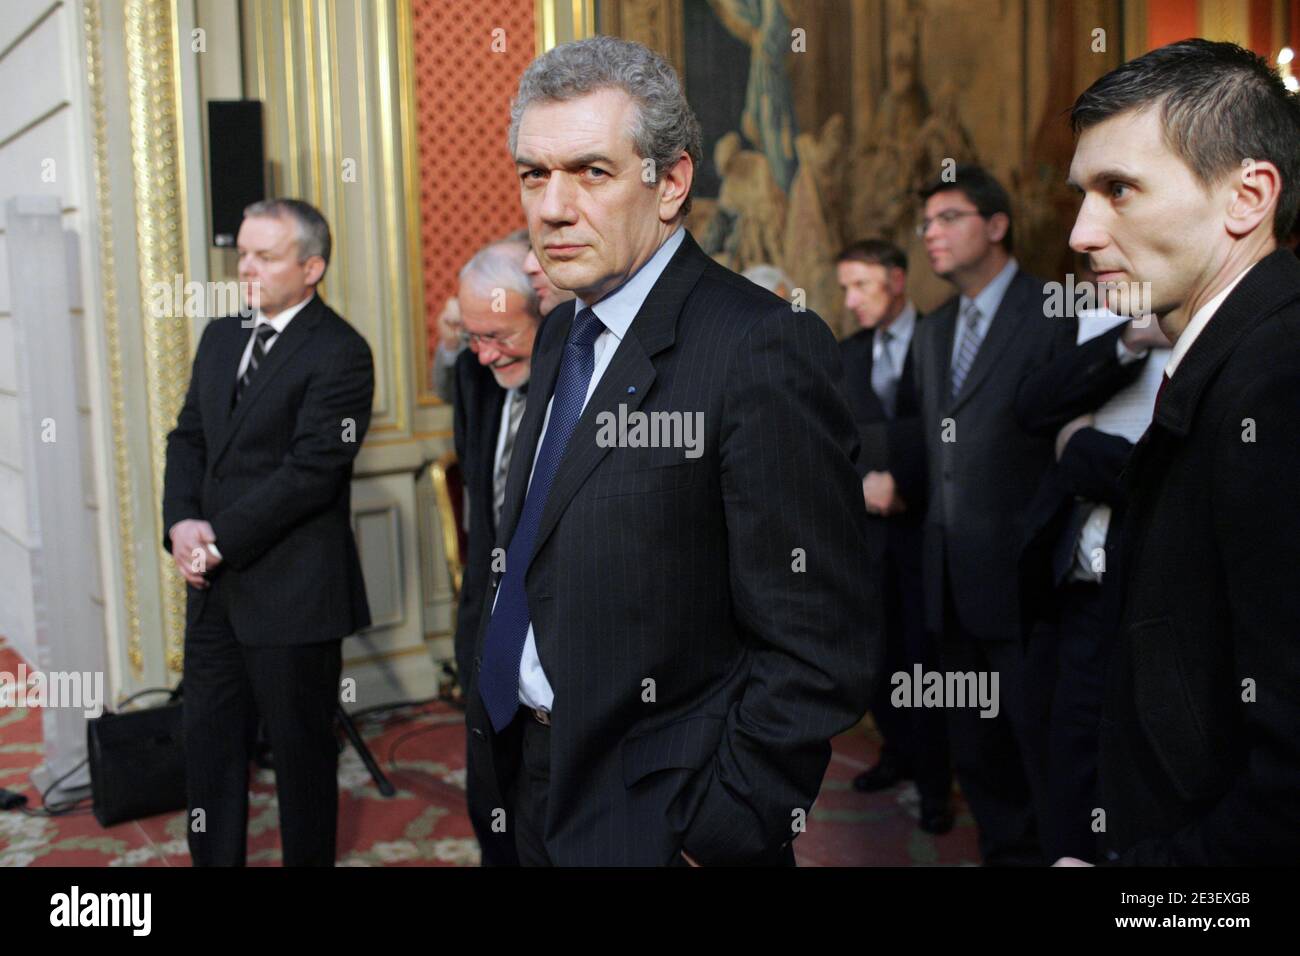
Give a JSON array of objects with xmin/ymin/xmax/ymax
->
[{"xmin": 949, "ymin": 257, "xmax": 1019, "ymax": 370}]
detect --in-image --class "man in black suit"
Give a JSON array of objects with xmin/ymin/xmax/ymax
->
[
  {"xmin": 465, "ymin": 36, "xmax": 878, "ymax": 866},
  {"xmin": 1058, "ymin": 39, "xmax": 1300, "ymax": 865},
  {"xmin": 835, "ymin": 238, "xmax": 952, "ymax": 833},
  {"xmin": 163, "ymin": 199, "xmax": 374, "ymax": 866},
  {"xmin": 911, "ymin": 165, "xmax": 1075, "ymax": 864},
  {"xmin": 452, "ymin": 235, "xmax": 569, "ymax": 865},
  {"xmin": 452, "ymin": 237, "xmax": 543, "ymax": 691}
]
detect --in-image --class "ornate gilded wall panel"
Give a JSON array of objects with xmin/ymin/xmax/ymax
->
[{"xmin": 124, "ymin": 0, "xmax": 191, "ymax": 673}]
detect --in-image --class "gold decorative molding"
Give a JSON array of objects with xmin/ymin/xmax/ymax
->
[
  {"xmin": 84, "ymin": 0, "xmax": 146, "ymax": 679},
  {"xmin": 376, "ymin": 0, "xmax": 410, "ymax": 434},
  {"xmin": 537, "ymin": 0, "xmax": 596, "ymax": 55},
  {"xmin": 392, "ymin": 0, "xmax": 418, "ymax": 421},
  {"xmin": 125, "ymin": 0, "xmax": 189, "ymax": 674}
]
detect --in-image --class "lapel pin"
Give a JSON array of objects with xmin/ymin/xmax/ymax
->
[{"xmin": 627, "ymin": 386, "xmax": 636, "ymax": 394}]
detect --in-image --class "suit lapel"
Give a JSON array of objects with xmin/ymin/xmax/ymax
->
[
  {"xmin": 1154, "ymin": 248, "xmax": 1300, "ymax": 437},
  {"xmin": 210, "ymin": 296, "xmax": 325, "ymax": 469},
  {"xmin": 896, "ymin": 334, "xmax": 920, "ymax": 418},
  {"xmin": 479, "ymin": 378, "xmax": 507, "ymax": 531},
  {"xmin": 502, "ymin": 232, "xmax": 708, "ymax": 567},
  {"xmin": 843, "ymin": 332, "xmax": 884, "ymax": 420},
  {"xmin": 212, "ymin": 317, "xmax": 249, "ymax": 427},
  {"xmin": 531, "ymin": 335, "xmax": 658, "ymax": 560},
  {"xmin": 1122, "ymin": 249, "xmax": 1300, "ymax": 556},
  {"xmin": 948, "ymin": 271, "xmax": 1029, "ymax": 413},
  {"xmin": 929, "ymin": 299, "xmax": 958, "ymax": 413},
  {"xmin": 479, "ymin": 382, "xmax": 506, "ymax": 482}
]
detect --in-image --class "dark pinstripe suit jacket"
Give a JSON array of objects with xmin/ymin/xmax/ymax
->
[
  {"xmin": 162, "ymin": 294, "xmax": 374, "ymax": 646},
  {"xmin": 465, "ymin": 231, "xmax": 880, "ymax": 865},
  {"xmin": 451, "ymin": 351, "xmax": 506, "ymax": 681}
]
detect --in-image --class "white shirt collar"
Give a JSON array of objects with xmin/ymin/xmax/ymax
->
[
  {"xmin": 254, "ymin": 292, "xmax": 315, "ymax": 335},
  {"xmin": 1165, "ymin": 265, "xmax": 1253, "ymax": 378},
  {"xmin": 573, "ymin": 227, "xmax": 685, "ymax": 342}
]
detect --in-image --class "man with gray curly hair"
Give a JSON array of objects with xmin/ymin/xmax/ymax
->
[{"xmin": 465, "ymin": 36, "xmax": 879, "ymax": 867}]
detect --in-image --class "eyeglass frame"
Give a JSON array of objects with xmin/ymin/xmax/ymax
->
[
  {"xmin": 461, "ymin": 326, "xmax": 527, "ymax": 351},
  {"xmin": 915, "ymin": 209, "xmax": 985, "ymax": 237}
]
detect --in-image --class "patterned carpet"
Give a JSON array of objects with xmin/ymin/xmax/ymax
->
[{"xmin": 0, "ymin": 639, "xmax": 979, "ymax": 866}]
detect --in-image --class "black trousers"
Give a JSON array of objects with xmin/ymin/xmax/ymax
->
[
  {"xmin": 1042, "ymin": 580, "xmax": 1110, "ymax": 863},
  {"xmin": 465, "ymin": 677, "xmax": 521, "ymax": 865},
  {"xmin": 938, "ymin": 576, "xmax": 1054, "ymax": 865},
  {"xmin": 505, "ymin": 708, "xmax": 554, "ymax": 866},
  {"xmin": 500, "ymin": 708, "xmax": 795, "ymax": 867},
  {"xmin": 182, "ymin": 577, "xmax": 342, "ymax": 866},
  {"xmin": 870, "ymin": 542, "xmax": 953, "ymax": 807}
]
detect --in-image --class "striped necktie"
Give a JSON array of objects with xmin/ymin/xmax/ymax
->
[
  {"xmin": 493, "ymin": 388, "xmax": 527, "ymax": 530},
  {"xmin": 950, "ymin": 300, "xmax": 984, "ymax": 399},
  {"xmin": 871, "ymin": 327, "xmax": 898, "ymax": 418},
  {"xmin": 236, "ymin": 323, "xmax": 278, "ymax": 404},
  {"xmin": 478, "ymin": 307, "xmax": 605, "ymax": 732}
]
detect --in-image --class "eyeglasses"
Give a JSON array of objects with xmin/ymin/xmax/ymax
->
[
  {"xmin": 462, "ymin": 328, "xmax": 525, "ymax": 351},
  {"xmin": 915, "ymin": 209, "xmax": 984, "ymax": 237}
]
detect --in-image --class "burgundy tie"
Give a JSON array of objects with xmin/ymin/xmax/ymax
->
[{"xmin": 1154, "ymin": 372, "xmax": 1171, "ymax": 412}]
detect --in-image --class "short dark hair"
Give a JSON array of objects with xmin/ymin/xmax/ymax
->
[
  {"xmin": 1071, "ymin": 38, "xmax": 1300, "ymax": 242},
  {"xmin": 836, "ymin": 238, "xmax": 908, "ymax": 272},
  {"xmin": 918, "ymin": 164, "xmax": 1014, "ymax": 251}
]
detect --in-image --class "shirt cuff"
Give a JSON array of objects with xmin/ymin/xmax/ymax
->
[{"xmin": 1116, "ymin": 335, "xmax": 1148, "ymax": 365}]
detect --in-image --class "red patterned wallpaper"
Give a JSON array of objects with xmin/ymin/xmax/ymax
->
[{"xmin": 411, "ymin": 0, "xmax": 535, "ymax": 388}]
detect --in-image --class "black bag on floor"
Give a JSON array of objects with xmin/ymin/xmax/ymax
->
[{"xmin": 86, "ymin": 686, "xmax": 186, "ymax": 827}]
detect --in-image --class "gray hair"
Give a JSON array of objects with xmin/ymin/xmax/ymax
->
[
  {"xmin": 243, "ymin": 198, "xmax": 332, "ymax": 269},
  {"xmin": 458, "ymin": 238, "xmax": 539, "ymax": 317},
  {"xmin": 741, "ymin": 263, "xmax": 794, "ymax": 294},
  {"xmin": 508, "ymin": 36, "xmax": 703, "ymax": 217}
]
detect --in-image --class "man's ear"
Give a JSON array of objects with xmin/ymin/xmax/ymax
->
[
  {"xmin": 303, "ymin": 255, "xmax": 327, "ymax": 287},
  {"xmin": 1227, "ymin": 158, "xmax": 1282, "ymax": 239},
  {"xmin": 658, "ymin": 151, "xmax": 695, "ymax": 223},
  {"xmin": 985, "ymin": 211, "xmax": 1010, "ymax": 245},
  {"xmin": 888, "ymin": 266, "xmax": 908, "ymax": 297}
]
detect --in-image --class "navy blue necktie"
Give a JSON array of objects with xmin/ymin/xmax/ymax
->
[{"xmin": 478, "ymin": 307, "xmax": 605, "ymax": 731}]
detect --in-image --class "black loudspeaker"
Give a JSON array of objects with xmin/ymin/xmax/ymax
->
[{"xmin": 208, "ymin": 100, "xmax": 265, "ymax": 248}]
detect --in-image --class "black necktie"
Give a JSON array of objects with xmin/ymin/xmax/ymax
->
[{"xmin": 236, "ymin": 324, "xmax": 278, "ymax": 404}]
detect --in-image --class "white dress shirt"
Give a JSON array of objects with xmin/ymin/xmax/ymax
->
[
  {"xmin": 1067, "ymin": 308, "xmax": 1160, "ymax": 583},
  {"xmin": 235, "ymin": 293, "xmax": 315, "ymax": 381},
  {"xmin": 509, "ymin": 226, "xmax": 686, "ymax": 712}
]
